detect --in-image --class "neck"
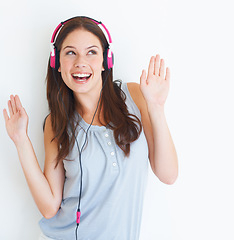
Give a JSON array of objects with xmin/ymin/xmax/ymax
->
[
  {"xmin": 74, "ymin": 71, "xmax": 110, "ymax": 125},
  {"xmin": 74, "ymin": 88, "xmax": 104, "ymax": 125},
  {"xmin": 76, "ymin": 93, "xmax": 101, "ymax": 113}
]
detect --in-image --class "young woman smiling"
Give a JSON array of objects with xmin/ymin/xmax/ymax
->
[{"xmin": 3, "ymin": 16, "xmax": 178, "ymax": 240}]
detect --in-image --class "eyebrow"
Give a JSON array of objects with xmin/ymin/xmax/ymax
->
[
  {"xmin": 62, "ymin": 45, "xmax": 100, "ymax": 51},
  {"xmin": 87, "ymin": 45, "xmax": 99, "ymax": 49}
]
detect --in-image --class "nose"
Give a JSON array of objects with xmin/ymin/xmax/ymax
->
[{"xmin": 74, "ymin": 55, "xmax": 87, "ymax": 68}]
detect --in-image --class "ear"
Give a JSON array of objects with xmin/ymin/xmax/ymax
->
[{"xmin": 58, "ymin": 66, "xmax": 61, "ymax": 72}]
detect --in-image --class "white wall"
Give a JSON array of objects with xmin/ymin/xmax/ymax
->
[{"xmin": 0, "ymin": 0, "xmax": 234, "ymax": 239}]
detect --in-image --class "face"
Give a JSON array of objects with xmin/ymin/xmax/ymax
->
[{"xmin": 58, "ymin": 28, "xmax": 105, "ymax": 98}]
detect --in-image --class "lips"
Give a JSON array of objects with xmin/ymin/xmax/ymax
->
[{"xmin": 72, "ymin": 73, "xmax": 92, "ymax": 82}]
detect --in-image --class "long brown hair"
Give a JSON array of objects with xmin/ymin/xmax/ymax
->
[{"xmin": 45, "ymin": 17, "xmax": 142, "ymax": 166}]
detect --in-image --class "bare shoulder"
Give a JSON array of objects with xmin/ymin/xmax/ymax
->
[
  {"xmin": 44, "ymin": 114, "xmax": 54, "ymax": 141},
  {"xmin": 43, "ymin": 114, "xmax": 60, "ymax": 167},
  {"xmin": 126, "ymin": 82, "xmax": 145, "ymax": 112},
  {"xmin": 44, "ymin": 114, "xmax": 58, "ymax": 150}
]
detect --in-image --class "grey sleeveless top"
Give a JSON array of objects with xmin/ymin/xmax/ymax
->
[{"xmin": 39, "ymin": 82, "xmax": 149, "ymax": 240}]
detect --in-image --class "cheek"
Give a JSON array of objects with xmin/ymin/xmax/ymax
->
[
  {"xmin": 59, "ymin": 57, "xmax": 69, "ymax": 68},
  {"xmin": 60, "ymin": 72, "xmax": 70, "ymax": 89},
  {"xmin": 91, "ymin": 57, "xmax": 104, "ymax": 71},
  {"xmin": 59, "ymin": 67, "xmax": 68, "ymax": 81},
  {"xmin": 58, "ymin": 59, "xmax": 72, "ymax": 77},
  {"xmin": 59, "ymin": 62, "xmax": 71, "ymax": 84}
]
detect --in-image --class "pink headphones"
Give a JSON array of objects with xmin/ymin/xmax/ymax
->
[{"xmin": 50, "ymin": 16, "xmax": 114, "ymax": 70}]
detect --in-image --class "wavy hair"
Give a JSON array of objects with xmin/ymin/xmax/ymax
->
[{"xmin": 45, "ymin": 17, "xmax": 142, "ymax": 167}]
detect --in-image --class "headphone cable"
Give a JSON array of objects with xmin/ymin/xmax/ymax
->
[{"xmin": 52, "ymin": 69, "xmax": 110, "ymax": 240}]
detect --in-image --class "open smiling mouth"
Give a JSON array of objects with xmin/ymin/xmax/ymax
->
[{"xmin": 72, "ymin": 73, "xmax": 92, "ymax": 82}]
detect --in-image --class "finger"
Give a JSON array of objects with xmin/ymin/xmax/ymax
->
[
  {"xmin": 165, "ymin": 67, "xmax": 170, "ymax": 82},
  {"xmin": 3, "ymin": 109, "xmax": 9, "ymax": 122},
  {"xmin": 10, "ymin": 95, "xmax": 17, "ymax": 114},
  {"xmin": 15, "ymin": 95, "xmax": 23, "ymax": 111},
  {"xmin": 148, "ymin": 56, "xmax": 155, "ymax": 76},
  {"xmin": 159, "ymin": 59, "xmax": 165, "ymax": 77},
  {"xmin": 154, "ymin": 54, "xmax": 160, "ymax": 76},
  {"xmin": 140, "ymin": 69, "xmax": 147, "ymax": 86},
  {"xmin": 8, "ymin": 100, "xmax": 14, "ymax": 117}
]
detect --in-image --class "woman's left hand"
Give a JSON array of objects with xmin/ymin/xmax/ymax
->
[{"xmin": 140, "ymin": 54, "xmax": 170, "ymax": 108}]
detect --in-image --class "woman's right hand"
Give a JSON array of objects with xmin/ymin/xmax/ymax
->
[{"xmin": 3, "ymin": 95, "xmax": 29, "ymax": 146}]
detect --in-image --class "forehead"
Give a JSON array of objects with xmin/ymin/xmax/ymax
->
[{"xmin": 61, "ymin": 28, "xmax": 103, "ymax": 49}]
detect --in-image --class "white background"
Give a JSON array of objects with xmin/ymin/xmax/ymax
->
[{"xmin": 0, "ymin": 0, "xmax": 234, "ymax": 239}]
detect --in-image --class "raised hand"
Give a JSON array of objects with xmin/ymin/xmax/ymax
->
[
  {"xmin": 140, "ymin": 54, "xmax": 170, "ymax": 107},
  {"xmin": 3, "ymin": 95, "xmax": 29, "ymax": 145}
]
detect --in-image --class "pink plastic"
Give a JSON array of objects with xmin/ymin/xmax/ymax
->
[
  {"xmin": 91, "ymin": 20, "xmax": 112, "ymax": 43},
  {"xmin": 107, "ymin": 51, "xmax": 113, "ymax": 69},
  {"xmin": 76, "ymin": 211, "xmax": 81, "ymax": 224},
  {"xmin": 100, "ymin": 22, "xmax": 112, "ymax": 43},
  {"xmin": 50, "ymin": 50, "xmax": 56, "ymax": 68},
  {"xmin": 50, "ymin": 23, "xmax": 63, "ymax": 68},
  {"xmin": 50, "ymin": 18, "xmax": 114, "ymax": 69},
  {"xmin": 51, "ymin": 23, "xmax": 63, "ymax": 43}
]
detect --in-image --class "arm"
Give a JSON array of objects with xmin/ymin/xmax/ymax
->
[
  {"xmin": 3, "ymin": 95, "xmax": 65, "ymax": 218},
  {"xmin": 128, "ymin": 54, "xmax": 178, "ymax": 184}
]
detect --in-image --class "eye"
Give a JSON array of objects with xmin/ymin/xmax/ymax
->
[
  {"xmin": 66, "ymin": 51, "xmax": 75, "ymax": 55},
  {"xmin": 88, "ymin": 50, "xmax": 97, "ymax": 55}
]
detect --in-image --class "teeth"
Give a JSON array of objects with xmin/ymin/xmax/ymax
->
[{"xmin": 72, "ymin": 73, "xmax": 91, "ymax": 78}]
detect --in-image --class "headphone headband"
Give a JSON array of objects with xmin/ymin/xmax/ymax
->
[{"xmin": 50, "ymin": 16, "xmax": 114, "ymax": 70}]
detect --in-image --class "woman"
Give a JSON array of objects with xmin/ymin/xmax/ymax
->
[{"xmin": 3, "ymin": 16, "xmax": 178, "ymax": 240}]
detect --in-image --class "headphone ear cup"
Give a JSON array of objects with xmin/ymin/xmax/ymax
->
[
  {"xmin": 109, "ymin": 50, "xmax": 114, "ymax": 69},
  {"xmin": 103, "ymin": 48, "xmax": 109, "ymax": 70},
  {"xmin": 103, "ymin": 48, "xmax": 114, "ymax": 70},
  {"xmin": 50, "ymin": 49, "xmax": 56, "ymax": 69},
  {"xmin": 55, "ymin": 48, "xmax": 60, "ymax": 70},
  {"xmin": 50, "ymin": 47, "xmax": 60, "ymax": 70}
]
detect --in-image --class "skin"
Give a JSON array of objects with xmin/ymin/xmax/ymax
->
[
  {"xmin": 130, "ymin": 55, "xmax": 178, "ymax": 184},
  {"xmin": 3, "ymin": 29, "xmax": 178, "ymax": 219},
  {"xmin": 58, "ymin": 29, "xmax": 105, "ymax": 118}
]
